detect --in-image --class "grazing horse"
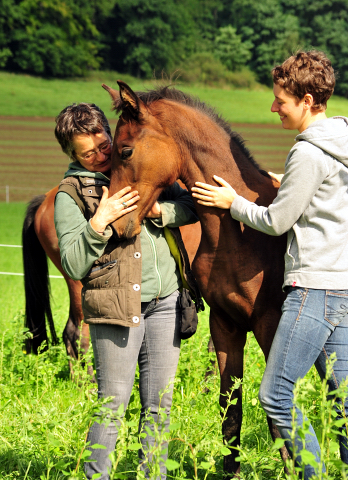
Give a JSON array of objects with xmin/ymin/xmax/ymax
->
[{"xmin": 104, "ymin": 81, "xmax": 288, "ymax": 476}]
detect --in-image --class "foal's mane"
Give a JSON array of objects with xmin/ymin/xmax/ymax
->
[{"xmin": 131, "ymin": 86, "xmax": 267, "ymax": 175}]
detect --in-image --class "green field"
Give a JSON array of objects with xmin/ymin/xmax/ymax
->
[
  {"xmin": 1, "ymin": 73, "xmax": 348, "ymax": 479},
  {"xmin": 0, "ymin": 205, "xmax": 347, "ymax": 479},
  {"xmin": 1, "ymin": 71, "xmax": 348, "ymax": 121},
  {"xmin": 2, "ymin": 71, "xmax": 348, "ymax": 202}
]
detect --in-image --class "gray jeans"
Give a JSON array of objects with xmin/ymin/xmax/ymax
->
[{"xmin": 84, "ymin": 290, "xmax": 181, "ymax": 480}]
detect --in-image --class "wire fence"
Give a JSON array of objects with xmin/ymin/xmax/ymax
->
[
  {"xmin": 0, "ymin": 244, "xmax": 63, "ymax": 279},
  {"xmin": 0, "ymin": 185, "xmax": 50, "ymax": 203}
]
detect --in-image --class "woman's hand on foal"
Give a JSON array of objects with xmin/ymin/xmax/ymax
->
[
  {"xmin": 91, "ymin": 186, "xmax": 139, "ymax": 233},
  {"xmin": 192, "ymin": 175, "xmax": 238, "ymax": 209}
]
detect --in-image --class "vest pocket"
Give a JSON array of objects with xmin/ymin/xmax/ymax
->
[
  {"xmin": 81, "ymin": 289, "xmax": 100, "ymax": 319},
  {"xmin": 81, "ymin": 280, "xmax": 126, "ymax": 320},
  {"xmin": 83, "ymin": 260, "xmax": 120, "ymax": 288}
]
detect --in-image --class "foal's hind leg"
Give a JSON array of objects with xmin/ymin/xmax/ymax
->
[
  {"xmin": 253, "ymin": 316, "xmax": 290, "ymax": 471},
  {"xmin": 203, "ymin": 335, "xmax": 217, "ymax": 393},
  {"xmin": 210, "ymin": 309, "xmax": 246, "ymax": 478}
]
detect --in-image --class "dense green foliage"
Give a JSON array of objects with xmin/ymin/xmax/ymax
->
[{"xmin": 1, "ymin": 0, "xmax": 348, "ymax": 94}]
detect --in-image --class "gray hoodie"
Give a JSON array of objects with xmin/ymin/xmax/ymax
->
[{"xmin": 230, "ymin": 116, "xmax": 348, "ymax": 289}]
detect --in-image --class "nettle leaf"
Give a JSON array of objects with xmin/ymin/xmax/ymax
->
[
  {"xmin": 334, "ymin": 418, "xmax": 348, "ymax": 428},
  {"xmin": 55, "ymin": 459, "xmax": 71, "ymax": 469},
  {"xmin": 165, "ymin": 459, "xmax": 180, "ymax": 471},
  {"xmin": 220, "ymin": 446, "xmax": 230, "ymax": 456},
  {"xmin": 300, "ymin": 449, "xmax": 317, "ymax": 468},
  {"xmin": 169, "ymin": 422, "xmax": 181, "ymax": 431},
  {"xmin": 91, "ymin": 444, "xmax": 107, "ymax": 450},
  {"xmin": 81, "ymin": 450, "xmax": 92, "ymax": 459},
  {"xmin": 116, "ymin": 403, "xmax": 124, "ymax": 416},
  {"xmin": 272, "ymin": 438, "xmax": 286, "ymax": 450},
  {"xmin": 329, "ymin": 441, "xmax": 340, "ymax": 453},
  {"xmin": 91, "ymin": 473, "xmax": 103, "ymax": 479},
  {"xmin": 128, "ymin": 442, "xmax": 142, "ymax": 450}
]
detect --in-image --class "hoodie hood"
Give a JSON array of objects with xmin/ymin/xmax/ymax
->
[
  {"xmin": 63, "ymin": 161, "xmax": 110, "ymax": 180},
  {"xmin": 296, "ymin": 116, "xmax": 348, "ymax": 168}
]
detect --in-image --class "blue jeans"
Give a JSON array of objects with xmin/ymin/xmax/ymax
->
[
  {"xmin": 84, "ymin": 290, "xmax": 181, "ymax": 480},
  {"xmin": 259, "ymin": 287, "xmax": 348, "ymax": 479}
]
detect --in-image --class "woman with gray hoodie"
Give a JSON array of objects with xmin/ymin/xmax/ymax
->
[{"xmin": 192, "ymin": 50, "xmax": 348, "ymax": 478}]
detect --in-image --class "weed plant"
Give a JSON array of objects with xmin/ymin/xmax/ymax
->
[
  {"xmin": 1, "ymin": 205, "xmax": 348, "ymax": 478},
  {"xmin": 1, "ymin": 304, "xmax": 348, "ymax": 479}
]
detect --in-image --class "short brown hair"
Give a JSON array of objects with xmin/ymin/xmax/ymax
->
[
  {"xmin": 55, "ymin": 103, "xmax": 112, "ymax": 159},
  {"xmin": 272, "ymin": 50, "xmax": 336, "ymax": 111}
]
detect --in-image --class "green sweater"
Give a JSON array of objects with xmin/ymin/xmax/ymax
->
[{"xmin": 54, "ymin": 163, "xmax": 198, "ymax": 302}]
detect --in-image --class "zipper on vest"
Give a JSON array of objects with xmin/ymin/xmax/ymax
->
[{"xmin": 143, "ymin": 222, "xmax": 162, "ymax": 299}]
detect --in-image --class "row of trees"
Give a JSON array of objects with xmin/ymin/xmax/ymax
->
[{"xmin": 1, "ymin": 0, "xmax": 348, "ymax": 95}]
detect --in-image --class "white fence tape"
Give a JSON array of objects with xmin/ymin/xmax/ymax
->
[
  {"xmin": 0, "ymin": 272, "xmax": 63, "ymax": 278},
  {"xmin": 0, "ymin": 244, "xmax": 22, "ymax": 248},
  {"xmin": 0, "ymin": 244, "xmax": 63, "ymax": 279}
]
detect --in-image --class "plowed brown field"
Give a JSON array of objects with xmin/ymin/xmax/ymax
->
[{"xmin": 0, "ymin": 116, "xmax": 296, "ymax": 202}]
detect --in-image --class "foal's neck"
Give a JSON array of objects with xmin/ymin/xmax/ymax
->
[{"xmin": 179, "ymin": 124, "xmax": 275, "ymax": 205}]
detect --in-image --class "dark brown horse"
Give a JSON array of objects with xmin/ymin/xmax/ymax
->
[
  {"xmin": 22, "ymin": 187, "xmax": 94, "ymax": 374},
  {"xmin": 104, "ymin": 81, "xmax": 288, "ymax": 476}
]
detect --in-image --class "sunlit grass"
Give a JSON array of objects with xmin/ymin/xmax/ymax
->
[{"xmin": 1, "ymin": 71, "xmax": 348, "ymax": 123}]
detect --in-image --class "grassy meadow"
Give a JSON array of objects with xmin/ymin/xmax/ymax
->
[
  {"xmin": 2, "ymin": 69, "xmax": 348, "ymax": 202},
  {"xmin": 1, "ymin": 70, "xmax": 348, "ymax": 121},
  {"xmin": 1, "ymin": 204, "xmax": 348, "ymax": 479},
  {"xmin": 1, "ymin": 72, "xmax": 348, "ymax": 478}
]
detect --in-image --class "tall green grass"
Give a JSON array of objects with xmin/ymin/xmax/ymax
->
[
  {"xmin": 1, "ymin": 71, "xmax": 348, "ymax": 123},
  {"xmin": 0, "ymin": 203, "xmax": 348, "ymax": 479}
]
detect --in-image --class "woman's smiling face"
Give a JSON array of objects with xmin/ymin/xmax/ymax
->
[
  {"xmin": 271, "ymin": 84, "xmax": 308, "ymax": 132},
  {"xmin": 72, "ymin": 130, "xmax": 112, "ymax": 173}
]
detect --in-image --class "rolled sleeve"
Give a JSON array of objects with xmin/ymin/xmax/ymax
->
[{"xmin": 150, "ymin": 182, "xmax": 198, "ymax": 228}]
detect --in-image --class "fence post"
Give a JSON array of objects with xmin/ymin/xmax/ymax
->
[{"xmin": 5, "ymin": 185, "xmax": 9, "ymax": 203}]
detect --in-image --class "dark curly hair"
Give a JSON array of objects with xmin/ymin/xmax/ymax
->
[
  {"xmin": 55, "ymin": 103, "xmax": 112, "ymax": 160},
  {"xmin": 272, "ymin": 50, "xmax": 336, "ymax": 111}
]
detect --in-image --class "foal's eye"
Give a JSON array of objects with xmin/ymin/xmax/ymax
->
[{"xmin": 121, "ymin": 148, "xmax": 133, "ymax": 160}]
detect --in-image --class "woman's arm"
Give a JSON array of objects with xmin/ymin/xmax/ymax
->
[
  {"xmin": 192, "ymin": 144, "xmax": 329, "ymax": 236},
  {"xmin": 151, "ymin": 182, "xmax": 199, "ymax": 228},
  {"xmin": 55, "ymin": 186, "xmax": 139, "ymax": 280},
  {"xmin": 55, "ymin": 192, "xmax": 111, "ymax": 280}
]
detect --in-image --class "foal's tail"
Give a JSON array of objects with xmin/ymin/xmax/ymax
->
[{"xmin": 22, "ymin": 195, "xmax": 58, "ymax": 354}]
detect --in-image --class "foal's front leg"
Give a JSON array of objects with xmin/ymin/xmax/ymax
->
[{"xmin": 210, "ymin": 310, "xmax": 246, "ymax": 478}]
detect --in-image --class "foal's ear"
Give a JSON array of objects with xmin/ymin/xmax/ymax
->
[
  {"xmin": 102, "ymin": 84, "xmax": 121, "ymax": 109},
  {"xmin": 117, "ymin": 80, "xmax": 145, "ymax": 120}
]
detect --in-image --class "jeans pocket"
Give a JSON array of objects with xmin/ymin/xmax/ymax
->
[{"xmin": 325, "ymin": 291, "xmax": 348, "ymax": 326}]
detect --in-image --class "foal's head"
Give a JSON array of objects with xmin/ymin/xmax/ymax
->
[
  {"xmin": 104, "ymin": 81, "xmax": 264, "ymax": 238},
  {"xmin": 105, "ymin": 81, "xmax": 198, "ymax": 238}
]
